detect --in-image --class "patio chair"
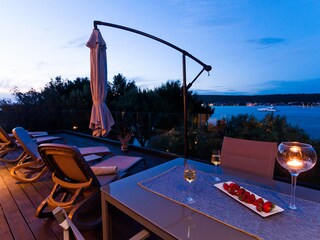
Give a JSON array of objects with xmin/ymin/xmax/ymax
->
[
  {"xmin": 10, "ymin": 127, "xmax": 111, "ymax": 183},
  {"xmin": 35, "ymin": 143, "xmax": 144, "ymax": 230},
  {"xmin": 220, "ymin": 136, "xmax": 277, "ymax": 180},
  {"xmin": 0, "ymin": 126, "xmax": 66, "ymax": 163}
]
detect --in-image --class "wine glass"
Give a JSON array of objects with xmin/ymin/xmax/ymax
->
[
  {"xmin": 276, "ymin": 142, "xmax": 317, "ymax": 210},
  {"xmin": 211, "ymin": 150, "xmax": 221, "ymax": 181},
  {"xmin": 184, "ymin": 215, "xmax": 195, "ymax": 239},
  {"xmin": 184, "ymin": 163, "xmax": 196, "ymax": 203}
]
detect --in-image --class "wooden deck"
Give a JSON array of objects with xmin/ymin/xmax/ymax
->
[{"xmin": 0, "ymin": 132, "xmax": 175, "ymax": 240}]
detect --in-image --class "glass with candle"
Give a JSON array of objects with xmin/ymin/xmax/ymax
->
[{"xmin": 276, "ymin": 142, "xmax": 317, "ymax": 210}]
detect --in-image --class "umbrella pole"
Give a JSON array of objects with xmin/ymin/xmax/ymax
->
[
  {"xmin": 182, "ymin": 54, "xmax": 188, "ymax": 158},
  {"xmin": 93, "ymin": 21, "xmax": 212, "ymax": 159}
]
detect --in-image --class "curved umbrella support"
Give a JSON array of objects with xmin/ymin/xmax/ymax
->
[{"xmin": 91, "ymin": 21, "xmax": 212, "ymax": 157}]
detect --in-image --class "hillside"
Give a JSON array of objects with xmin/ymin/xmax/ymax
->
[{"xmin": 197, "ymin": 94, "xmax": 320, "ymax": 105}]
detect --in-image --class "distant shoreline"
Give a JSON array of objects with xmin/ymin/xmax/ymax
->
[{"xmin": 198, "ymin": 93, "xmax": 320, "ymax": 106}]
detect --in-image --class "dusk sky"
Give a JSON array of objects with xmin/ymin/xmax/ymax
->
[{"xmin": 1, "ymin": 0, "xmax": 320, "ymax": 100}]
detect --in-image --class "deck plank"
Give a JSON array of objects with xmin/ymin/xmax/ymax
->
[
  {"xmin": 31, "ymin": 176, "xmax": 54, "ymax": 199},
  {"xmin": 4, "ymin": 208, "xmax": 35, "ymax": 240},
  {"xmin": 0, "ymin": 191, "xmax": 14, "ymax": 240},
  {"xmin": 1, "ymin": 163, "xmax": 41, "ymax": 222},
  {"xmin": 0, "ymin": 171, "xmax": 20, "ymax": 214},
  {"xmin": 0, "ymin": 232, "xmax": 14, "ymax": 240},
  {"xmin": 0, "ymin": 161, "xmax": 60, "ymax": 240},
  {"xmin": 28, "ymin": 221, "xmax": 60, "ymax": 240}
]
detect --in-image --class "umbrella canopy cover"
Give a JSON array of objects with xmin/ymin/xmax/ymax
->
[{"xmin": 87, "ymin": 29, "xmax": 115, "ymax": 137}]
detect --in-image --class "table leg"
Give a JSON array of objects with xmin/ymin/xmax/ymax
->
[{"xmin": 101, "ymin": 193, "xmax": 112, "ymax": 240}]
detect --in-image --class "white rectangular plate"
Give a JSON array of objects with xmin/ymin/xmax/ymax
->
[{"xmin": 214, "ymin": 181, "xmax": 284, "ymax": 217}]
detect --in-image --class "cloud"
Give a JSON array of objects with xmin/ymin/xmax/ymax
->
[
  {"xmin": 247, "ymin": 37, "xmax": 287, "ymax": 48},
  {"xmin": 62, "ymin": 36, "xmax": 87, "ymax": 48},
  {"xmin": 256, "ymin": 78, "xmax": 320, "ymax": 94},
  {"xmin": 36, "ymin": 61, "xmax": 47, "ymax": 70},
  {"xmin": 194, "ymin": 88, "xmax": 250, "ymax": 96},
  {"xmin": 0, "ymin": 78, "xmax": 15, "ymax": 100},
  {"xmin": 194, "ymin": 78, "xmax": 320, "ymax": 95},
  {"xmin": 0, "ymin": 78, "xmax": 11, "ymax": 88},
  {"xmin": 168, "ymin": 0, "xmax": 242, "ymax": 28}
]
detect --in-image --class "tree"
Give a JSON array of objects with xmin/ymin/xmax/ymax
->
[
  {"xmin": 224, "ymin": 113, "xmax": 311, "ymax": 143},
  {"xmin": 2, "ymin": 76, "xmax": 94, "ymax": 131},
  {"xmin": 12, "ymin": 87, "xmax": 43, "ymax": 106}
]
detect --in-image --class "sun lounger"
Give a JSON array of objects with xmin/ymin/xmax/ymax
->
[
  {"xmin": 0, "ymin": 126, "xmax": 66, "ymax": 163},
  {"xmin": 9, "ymin": 127, "xmax": 111, "ymax": 183},
  {"xmin": 78, "ymin": 146, "xmax": 111, "ymax": 156},
  {"xmin": 9, "ymin": 127, "xmax": 66, "ymax": 144},
  {"xmin": 35, "ymin": 143, "xmax": 144, "ymax": 230},
  {"xmin": 8, "ymin": 131, "xmax": 49, "ymax": 138},
  {"xmin": 0, "ymin": 126, "xmax": 23, "ymax": 163}
]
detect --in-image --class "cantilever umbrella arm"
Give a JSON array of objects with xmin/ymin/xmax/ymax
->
[{"xmin": 93, "ymin": 20, "xmax": 212, "ymax": 158}]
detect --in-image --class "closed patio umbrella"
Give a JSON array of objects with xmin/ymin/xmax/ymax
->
[{"xmin": 86, "ymin": 29, "xmax": 114, "ymax": 137}]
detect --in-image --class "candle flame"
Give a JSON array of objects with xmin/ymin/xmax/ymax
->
[
  {"xmin": 287, "ymin": 159, "xmax": 303, "ymax": 167},
  {"xmin": 290, "ymin": 146, "xmax": 300, "ymax": 152}
]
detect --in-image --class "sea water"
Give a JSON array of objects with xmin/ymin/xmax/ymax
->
[{"xmin": 210, "ymin": 106, "xmax": 320, "ymax": 140}]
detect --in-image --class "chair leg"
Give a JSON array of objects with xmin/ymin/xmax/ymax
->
[
  {"xmin": 35, "ymin": 198, "xmax": 54, "ymax": 218},
  {"xmin": 52, "ymin": 207, "xmax": 85, "ymax": 240},
  {"xmin": 68, "ymin": 192, "xmax": 102, "ymax": 231},
  {"xmin": 142, "ymin": 158, "xmax": 147, "ymax": 169},
  {"xmin": 0, "ymin": 148, "xmax": 25, "ymax": 163},
  {"xmin": 10, "ymin": 161, "xmax": 48, "ymax": 183},
  {"xmin": 129, "ymin": 229, "xmax": 151, "ymax": 240}
]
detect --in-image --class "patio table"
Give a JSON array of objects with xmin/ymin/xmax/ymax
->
[{"xmin": 100, "ymin": 158, "xmax": 320, "ymax": 240}]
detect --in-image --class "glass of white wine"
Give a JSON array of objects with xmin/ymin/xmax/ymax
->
[
  {"xmin": 211, "ymin": 150, "xmax": 221, "ymax": 182},
  {"xmin": 184, "ymin": 163, "xmax": 196, "ymax": 203}
]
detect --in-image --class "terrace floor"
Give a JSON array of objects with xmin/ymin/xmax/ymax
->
[{"xmin": 0, "ymin": 131, "xmax": 176, "ymax": 240}]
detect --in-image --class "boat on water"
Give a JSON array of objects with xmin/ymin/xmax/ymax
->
[{"xmin": 257, "ymin": 106, "xmax": 277, "ymax": 112}]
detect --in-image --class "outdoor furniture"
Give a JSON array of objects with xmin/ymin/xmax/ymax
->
[
  {"xmin": 10, "ymin": 127, "xmax": 111, "ymax": 183},
  {"xmin": 101, "ymin": 158, "xmax": 320, "ymax": 240},
  {"xmin": 9, "ymin": 131, "xmax": 49, "ymax": 138},
  {"xmin": 0, "ymin": 126, "xmax": 65, "ymax": 163},
  {"xmin": 36, "ymin": 143, "xmax": 144, "ymax": 231},
  {"xmin": 52, "ymin": 206, "xmax": 149, "ymax": 240},
  {"xmin": 0, "ymin": 126, "xmax": 23, "ymax": 163},
  {"xmin": 220, "ymin": 136, "xmax": 278, "ymax": 180},
  {"xmin": 76, "ymin": 146, "xmax": 111, "ymax": 157},
  {"xmin": 52, "ymin": 207, "xmax": 85, "ymax": 240}
]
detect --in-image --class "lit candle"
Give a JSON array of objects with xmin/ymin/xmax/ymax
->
[{"xmin": 287, "ymin": 158, "xmax": 303, "ymax": 168}]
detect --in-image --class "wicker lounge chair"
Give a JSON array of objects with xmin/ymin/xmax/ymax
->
[
  {"xmin": 0, "ymin": 126, "xmax": 65, "ymax": 163},
  {"xmin": 10, "ymin": 127, "xmax": 111, "ymax": 182},
  {"xmin": 220, "ymin": 136, "xmax": 277, "ymax": 180},
  {"xmin": 35, "ymin": 143, "xmax": 144, "ymax": 230}
]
